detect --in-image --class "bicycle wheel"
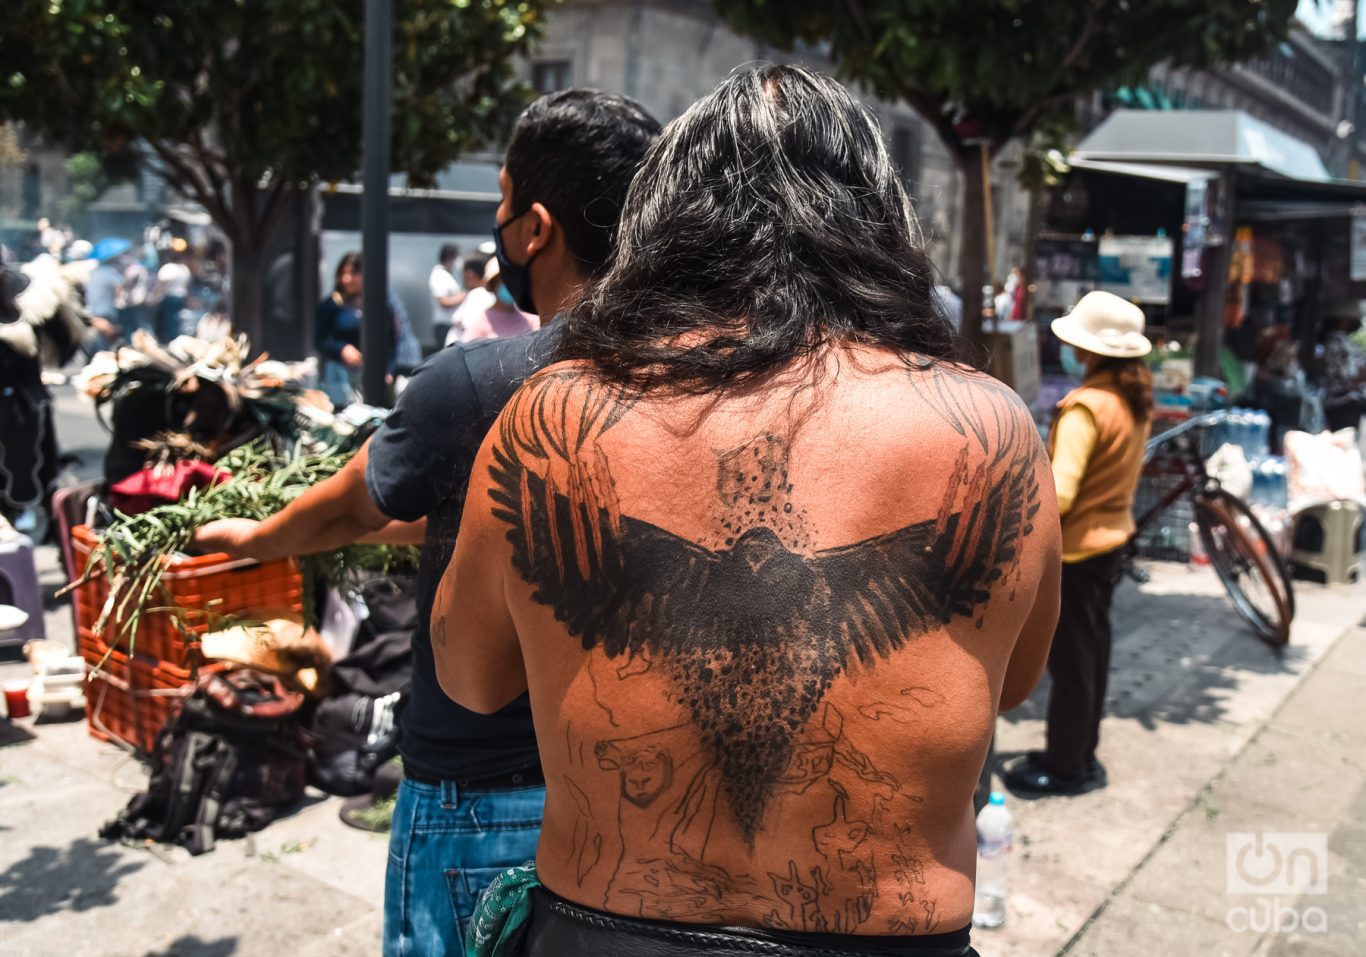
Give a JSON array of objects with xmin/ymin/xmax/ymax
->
[
  {"xmin": 1206, "ymin": 489, "xmax": 1296, "ymax": 619},
  {"xmin": 1194, "ymin": 490, "xmax": 1293, "ymax": 647}
]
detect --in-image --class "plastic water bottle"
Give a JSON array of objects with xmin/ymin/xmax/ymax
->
[
  {"xmin": 1250, "ymin": 456, "xmax": 1288, "ymax": 509},
  {"xmin": 973, "ymin": 791, "xmax": 1013, "ymax": 929},
  {"xmin": 1188, "ymin": 521, "xmax": 1210, "ymax": 567},
  {"xmin": 1249, "ymin": 411, "xmax": 1271, "ymax": 460}
]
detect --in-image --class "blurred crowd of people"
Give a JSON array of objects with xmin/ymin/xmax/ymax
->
[{"xmin": 5, "ymin": 214, "xmax": 229, "ymax": 354}]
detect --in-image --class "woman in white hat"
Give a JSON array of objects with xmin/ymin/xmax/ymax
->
[{"xmin": 1006, "ymin": 290, "xmax": 1153, "ymax": 797}]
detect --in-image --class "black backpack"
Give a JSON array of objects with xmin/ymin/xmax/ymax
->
[
  {"xmin": 101, "ymin": 670, "xmax": 309, "ymax": 855},
  {"xmin": 308, "ymin": 576, "xmax": 416, "ymax": 796}
]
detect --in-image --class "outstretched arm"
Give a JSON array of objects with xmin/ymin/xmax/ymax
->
[{"xmin": 195, "ymin": 439, "xmax": 391, "ymax": 561}]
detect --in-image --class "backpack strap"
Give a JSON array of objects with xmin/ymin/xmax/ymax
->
[{"xmin": 184, "ymin": 737, "xmax": 238, "ymax": 856}]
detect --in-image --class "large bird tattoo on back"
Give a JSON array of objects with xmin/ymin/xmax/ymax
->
[{"xmin": 488, "ymin": 366, "xmax": 1043, "ymax": 844}]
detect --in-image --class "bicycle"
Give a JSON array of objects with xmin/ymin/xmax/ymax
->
[{"xmin": 1124, "ymin": 411, "xmax": 1295, "ymax": 648}]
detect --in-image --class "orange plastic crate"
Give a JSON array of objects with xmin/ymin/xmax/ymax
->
[
  {"xmin": 71, "ymin": 525, "xmax": 303, "ymax": 668},
  {"xmin": 84, "ymin": 643, "xmax": 223, "ymax": 754}
]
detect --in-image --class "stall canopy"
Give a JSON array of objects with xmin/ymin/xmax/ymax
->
[
  {"xmin": 1066, "ymin": 157, "xmax": 1216, "ymax": 185},
  {"xmin": 1073, "ymin": 109, "xmax": 1331, "ymax": 182},
  {"xmin": 1072, "ymin": 110, "xmax": 1366, "ymax": 220}
]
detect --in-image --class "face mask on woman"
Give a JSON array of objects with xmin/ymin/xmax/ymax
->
[
  {"xmin": 495, "ymin": 282, "xmax": 517, "ymax": 308},
  {"xmin": 1059, "ymin": 343, "xmax": 1087, "ymax": 378}
]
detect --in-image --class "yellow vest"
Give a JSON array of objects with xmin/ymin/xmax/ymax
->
[{"xmin": 1048, "ymin": 374, "xmax": 1151, "ymax": 562}]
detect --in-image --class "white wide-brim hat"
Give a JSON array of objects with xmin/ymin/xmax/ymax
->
[{"xmin": 1051, "ymin": 290, "xmax": 1152, "ymax": 359}]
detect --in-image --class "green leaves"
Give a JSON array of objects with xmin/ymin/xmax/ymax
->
[
  {"xmin": 0, "ymin": 0, "xmax": 555, "ymax": 214},
  {"xmin": 81, "ymin": 441, "xmax": 419, "ymax": 649},
  {"xmin": 716, "ymin": 0, "xmax": 1299, "ymax": 152}
]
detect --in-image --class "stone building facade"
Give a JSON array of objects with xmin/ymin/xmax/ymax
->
[
  {"xmin": 524, "ymin": 0, "xmax": 981, "ymax": 282},
  {"xmin": 526, "ymin": 1, "xmax": 1365, "ymax": 288}
]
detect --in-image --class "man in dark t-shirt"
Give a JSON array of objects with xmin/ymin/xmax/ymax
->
[
  {"xmin": 196, "ymin": 90, "xmax": 660, "ymax": 955},
  {"xmin": 366, "ymin": 325, "xmax": 561, "ymax": 784}
]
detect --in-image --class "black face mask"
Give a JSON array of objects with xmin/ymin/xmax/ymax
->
[{"xmin": 493, "ymin": 211, "xmax": 539, "ymax": 314}]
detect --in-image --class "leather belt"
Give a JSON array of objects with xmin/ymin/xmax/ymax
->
[
  {"xmin": 402, "ymin": 759, "xmax": 545, "ymax": 790},
  {"xmin": 525, "ymin": 886, "xmax": 977, "ymax": 956}
]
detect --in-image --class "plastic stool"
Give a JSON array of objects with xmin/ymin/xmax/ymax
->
[
  {"xmin": 1290, "ymin": 501, "xmax": 1364, "ymax": 586},
  {"xmin": 0, "ymin": 534, "xmax": 46, "ymax": 647}
]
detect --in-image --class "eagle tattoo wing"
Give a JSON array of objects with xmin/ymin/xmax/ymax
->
[{"xmin": 487, "ymin": 370, "xmax": 1042, "ymax": 842}]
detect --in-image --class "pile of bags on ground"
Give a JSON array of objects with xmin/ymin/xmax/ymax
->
[
  {"xmin": 101, "ymin": 574, "xmax": 419, "ymax": 855},
  {"xmin": 52, "ymin": 330, "xmax": 421, "ymax": 853}
]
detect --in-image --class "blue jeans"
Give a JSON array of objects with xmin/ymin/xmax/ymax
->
[
  {"xmin": 321, "ymin": 358, "xmax": 360, "ymax": 409},
  {"xmin": 156, "ymin": 295, "xmax": 186, "ymax": 341},
  {"xmin": 383, "ymin": 777, "xmax": 545, "ymax": 957}
]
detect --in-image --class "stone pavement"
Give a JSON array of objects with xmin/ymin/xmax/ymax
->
[
  {"xmin": 985, "ymin": 563, "xmax": 1366, "ymax": 957},
  {"xmin": 1, "ymin": 385, "xmax": 1362, "ymax": 955},
  {"xmin": 1064, "ymin": 621, "xmax": 1366, "ymax": 956},
  {"xmin": 1, "ymin": 385, "xmax": 386, "ymax": 956}
]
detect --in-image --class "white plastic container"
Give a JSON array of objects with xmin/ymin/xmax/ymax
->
[{"xmin": 973, "ymin": 791, "xmax": 1013, "ymax": 929}]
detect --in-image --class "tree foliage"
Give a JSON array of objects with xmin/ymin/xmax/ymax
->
[
  {"xmin": 0, "ymin": 0, "xmax": 554, "ymax": 340},
  {"xmin": 57, "ymin": 152, "xmax": 110, "ymax": 225},
  {"xmin": 721, "ymin": 0, "xmax": 1299, "ymax": 155},
  {"xmin": 0, "ymin": 123, "xmax": 26, "ymax": 218},
  {"xmin": 717, "ymin": 0, "xmax": 1301, "ymax": 340}
]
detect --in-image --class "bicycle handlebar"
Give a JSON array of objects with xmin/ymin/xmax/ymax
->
[{"xmin": 1144, "ymin": 409, "xmax": 1231, "ymax": 460}]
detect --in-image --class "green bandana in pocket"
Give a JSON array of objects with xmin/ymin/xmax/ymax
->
[{"xmin": 464, "ymin": 861, "xmax": 540, "ymax": 957}]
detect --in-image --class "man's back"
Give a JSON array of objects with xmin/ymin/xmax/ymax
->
[{"xmin": 449, "ymin": 345, "xmax": 1060, "ymax": 934}]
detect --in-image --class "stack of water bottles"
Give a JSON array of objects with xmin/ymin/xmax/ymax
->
[
  {"xmin": 1248, "ymin": 455, "xmax": 1291, "ymax": 556},
  {"xmin": 1203, "ymin": 408, "xmax": 1291, "ymax": 559},
  {"xmin": 1202, "ymin": 408, "xmax": 1271, "ymax": 462}
]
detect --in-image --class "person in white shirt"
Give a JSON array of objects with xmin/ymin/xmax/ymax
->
[
  {"xmin": 116, "ymin": 258, "xmax": 151, "ymax": 336},
  {"xmin": 462, "ymin": 258, "xmax": 485, "ymax": 296},
  {"xmin": 429, "ymin": 243, "xmax": 465, "ymax": 345},
  {"xmin": 452, "ymin": 257, "xmax": 538, "ymax": 343},
  {"xmin": 149, "ymin": 248, "xmax": 193, "ymax": 342}
]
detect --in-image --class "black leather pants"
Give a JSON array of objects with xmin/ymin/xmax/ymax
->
[{"xmin": 522, "ymin": 887, "xmax": 978, "ymax": 957}]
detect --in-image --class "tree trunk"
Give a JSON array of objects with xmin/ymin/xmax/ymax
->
[
  {"xmin": 229, "ymin": 240, "xmax": 266, "ymax": 349},
  {"xmin": 1021, "ymin": 184, "xmax": 1044, "ymax": 323},
  {"xmin": 956, "ymin": 147, "xmax": 988, "ymax": 350}
]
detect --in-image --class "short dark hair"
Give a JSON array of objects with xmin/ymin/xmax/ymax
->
[
  {"xmin": 558, "ymin": 65, "xmax": 952, "ymax": 395},
  {"xmin": 438, "ymin": 243, "xmax": 459, "ymax": 264},
  {"xmin": 504, "ymin": 89, "xmax": 661, "ymax": 276},
  {"xmin": 463, "ymin": 256, "xmax": 488, "ymax": 277}
]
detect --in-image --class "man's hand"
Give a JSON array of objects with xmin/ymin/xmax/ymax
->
[
  {"xmin": 195, "ymin": 518, "xmax": 267, "ymax": 560},
  {"xmin": 191, "ymin": 441, "xmax": 391, "ymax": 565},
  {"xmin": 341, "ymin": 343, "xmax": 363, "ymax": 368}
]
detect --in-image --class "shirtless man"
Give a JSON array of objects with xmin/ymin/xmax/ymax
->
[{"xmin": 433, "ymin": 66, "xmax": 1060, "ymax": 956}]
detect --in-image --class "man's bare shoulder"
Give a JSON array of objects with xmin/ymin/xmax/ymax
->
[
  {"xmin": 901, "ymin": 357, "xmax": 1034, "ymax": 420},
  {"xmin": 502, "ymin": 360, "xmax": 627, "ymax": 416},
  {"xmin": 868, "ymin": 355, "xmax": 1044, "ymax": 469},
  {"xmin": 495, "ymin": 360, "xmax": 633, "ymax": 448}
]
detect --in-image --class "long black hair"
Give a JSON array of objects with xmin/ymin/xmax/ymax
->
[{"xmin": 557, "ymin": 65, "xmax": 953, "ymax": 394}]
